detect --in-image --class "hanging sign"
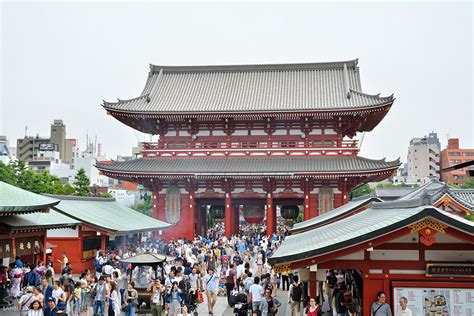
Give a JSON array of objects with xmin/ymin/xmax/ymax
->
[{"xmin": 426, "ymin": 263, "xmax": 474, "ymax": 278}]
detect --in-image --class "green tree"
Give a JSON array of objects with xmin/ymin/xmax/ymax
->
[
  {"xmin": 461, "ymin": 178, "xmax": 474, "ymax": 189},
  {"xmin": 73, "ymin": 168, "xmax": 90, "ymax": 196},
  {"xmin": 0, "ymin": 161, "xmax": 16, "ymax": 185},
  {"xmin": 131, "ymin": 197, "xmax": 152, "ymax": 217}
]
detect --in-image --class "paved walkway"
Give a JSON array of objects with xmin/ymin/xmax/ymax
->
[{"xmin": 197, "ymin": 289, "xmax": 291, "ymax": 316}]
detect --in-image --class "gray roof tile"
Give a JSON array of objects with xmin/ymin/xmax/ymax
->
[
  {"xmin": 102, "ymin": 60, "xmax": 394, "ymax": 114},
  {"xmin": 96, "ymin": 156, "xmax": 400, "ymax": 176},
  {"xmin": 291, "ymin": 197, "xmax": 381, "ymax": 233}
]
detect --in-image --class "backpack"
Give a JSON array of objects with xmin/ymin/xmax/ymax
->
[{"xmin": 291, "ymin": 283, "xmax": 302, "ymax": 301}]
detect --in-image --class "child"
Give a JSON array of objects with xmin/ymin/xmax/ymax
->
[{"xmin": 73, "ymin": 281, "xmax": 82, "ymax": 315}]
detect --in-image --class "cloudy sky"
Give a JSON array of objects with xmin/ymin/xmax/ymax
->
[{"xmin": 1, "ymin": 1, "xmax": 472, "ymax": 162}]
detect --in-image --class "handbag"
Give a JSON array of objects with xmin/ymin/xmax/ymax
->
[{"xmin": 197, "ymin": 290, "xmax": 204, "ymax": 303}]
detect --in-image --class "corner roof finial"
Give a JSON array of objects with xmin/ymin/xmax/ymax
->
[{"xmin": 343, "ymin": 63, "xmax": 351, "ymax": 99}]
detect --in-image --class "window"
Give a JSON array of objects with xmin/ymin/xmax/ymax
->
[
  {"xmin": 453, "ymin": 175, "xmax": 464, "ymax": 180},
  {"xmin": 463, "ymin": 152, "xmax": 474, "ymax": 156},
  {"xmin": 449, "ymin": 152, "xmax": 461, "ymax": 156}
]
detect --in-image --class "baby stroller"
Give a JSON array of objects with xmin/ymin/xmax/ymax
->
[
  {"xmin": 218, "ymin": 277, "xmax": 227, "ymax": 296},
  {"xmin": 232, "ymin": 292, "xmax": 249, "ymax": 316}
]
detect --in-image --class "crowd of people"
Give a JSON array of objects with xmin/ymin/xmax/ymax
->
[{"xmin": 0, "ymin": 221, "xmax": 408, "ymax": 316}]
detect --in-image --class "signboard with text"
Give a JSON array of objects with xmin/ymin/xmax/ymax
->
[{"xmin": 393, "ymin": 287, "xmax": 474, "ymax": 316}]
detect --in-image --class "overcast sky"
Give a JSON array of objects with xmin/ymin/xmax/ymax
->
[{"xmin": 1, "ymin": 1, "xmax": 473, "ymax": 162}]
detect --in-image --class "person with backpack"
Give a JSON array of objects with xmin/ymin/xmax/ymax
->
[
  {"xmin": 334, "ymin": 285, "xmax": 348, "ymax": 316},
  {"xmin": 288, "ymin": 275, "xmax": 303, "ymax": 316},
  {"xmin": 371, "ymin": 291, "xmax": 392, "ymax": 316}
]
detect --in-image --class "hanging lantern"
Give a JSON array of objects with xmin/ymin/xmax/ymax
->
[
  {"xmin": 280, "ymin": 205, "xmax": 299, "ymax": 220},
  {"xmin": 243, "ymin": 205, "xmax": 265, "ymax": 224},
  {"xmin": 209, "ymin": 205, "xmax": 224, "ymax": 219}
]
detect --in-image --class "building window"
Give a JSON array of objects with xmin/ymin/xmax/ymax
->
[
  {"xmin": 449, "ymin": 152, "xmax": 461, "ymax": 156},
  {"xmin": 453, "ymin": 175, "xmax": 464, "ymax": 180},
  {"xmin": 463, "ymin": 152, "xmax": 474, "ymax": 156}
]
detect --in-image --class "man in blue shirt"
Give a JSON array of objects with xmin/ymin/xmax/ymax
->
[
  {"xmin": 204, "ymin": 268, "xmax": 219, "ymax": 314},
  {"xmin": 42, "ymin": 278, "xmax": 54, "ymax": 315},
  {"xmin": 14, "ymin": 256, "xmax": 23, "ymax": 269}
]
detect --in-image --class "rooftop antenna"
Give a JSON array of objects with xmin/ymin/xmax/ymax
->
[{"xmin": 24, "ymin": 126, "xmax": 28, "ymax": 138}]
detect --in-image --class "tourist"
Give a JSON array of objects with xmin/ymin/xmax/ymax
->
[
  {"xmin": 93, "ymin": 276, "xmax": 108, "ymax": 316},
  {"xmin": 147, "ymin": 278, "xmax": 165, "ymax": 316},
  {"xmin": 46, "ymin": 298, "xmax": 58, "ymax": 316},
  {"xmin": 34, "ymin": 261, "xmax": 46, "ymax": 277},
  {"xmin": 43, "ymin": 269, "xmax": 54, "ymax": 286},
  {"xmin": 15, "ymin": 256, "xmax": 24, "ymax": 268},
  {"xmin": 305, "ymin": 297, "xmax": 320, "ymax": 316},
  {"xmin": 371, "ymin": 291, "xmax": 392, "ymax": 316},
  {"xmin": 123, "ymin": 281, "xmax": 138, "ymax": 316},
  {"xmin": 41, "ymin": 278, "xmax": 53, "ymax": 315},
  {"xmin": 28, "ymin": 300, "xmax": 44, "ymax": 316},
  {"xmin": 73, "ymin": 281, "xmax": 82, "ymax": 315},
  {"xmin": 108, "ymin": 280, "xmax": 121, "ymax": 316},
  {"xmin": 249, "ymin": 276, "xmax": 264, "ymax": 312},
  {"xmin": 397, "ymin": 296, "xmax": 412, "ymax": 316},
  {"xmin": 288, "ymin": 275, "xmax": 303, "ymax": 316},
  {"xmin": 18, "ymin": 286, "xmax": 36, "ymax": 315},
  {"xmin": 166, "ymin": 281, "xmax": 182, "ymax": 316},
  {"xmin": 204, "ymin": 268, "xmax": 219, "ymax": 314},
  {"xmin": 10, "ymin": 262, "xmax": 23, "ymax": 298},
  {"xmin": 225, "ymin": 262, "xmax": 237, "ymax": 306},
  {"xmin": 57, "ymin": 253, "xmax": 68, "ymax": 274},
  {"xmin": 32, "ymin": 286, "xmax": 45, "ymax": 306},
  {"xmin": 334, "ymin": 284, "xmax": 348, "ymax": 316},
  {"xmin": 51, "ymin": 281, "xmax": 66, "ymax": 310},
  {"xmin": 258, "ymin": 287, "xmax": 281, "ymax": 316}
]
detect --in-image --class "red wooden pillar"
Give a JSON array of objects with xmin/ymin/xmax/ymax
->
[
  {"xmin": 100, "ymin": 235, "xmax": 106, "ymax": 253},
  {"xmin": 225, "ymin": 192, "xmax": 232, "ymax": 237},
  {"xmin": 304, "ymin": 184, "xmax": 311, "ymax": 221},
  {"xmin": 188, "ymin": 189, "xmax": 196, "ymax": 240},
  {"xmin": 309, "ymin": 271, "xmax": 317, "ymax": 297},
  {"xmin": 233, "ymin": 205, "xmax": 240, "ymax": 236},
  {"xmin": 266, "ymin": 192, "xmax": 275, "ymax": 237},
  {"xmin": 301, "ymin": 178, "xmax": 316, "ymax": 220},
  {"xmin": 309, "ymin": 193, "xmax": 318, "ymax": 218},
  {"xmin": 42, "ymin": 233, "xmax": 47, "ymax": 264}
]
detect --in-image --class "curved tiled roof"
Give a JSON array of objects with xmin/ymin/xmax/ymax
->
[
  {"xmin": 269, "ymin": 201, "xmax": 474, "ymax": 265},
  {"xmin": 0, "ymin": 181, "xmax": 60, "ymax": 214},
  {"xmin": 95, "ymin": 156, "xmax": 400, "ymax": 176},
  {"xmin": 291, "ymin": 197, "xmax": 382, "ymax": 233},
  {"xmin": 102, "ymin": 59, "xmax": 394, "ymax": 114},
  {"xmin": 44, "ymin": 195, "xmax": 171, "ymax": 235}
]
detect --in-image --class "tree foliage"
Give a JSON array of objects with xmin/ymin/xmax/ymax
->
[
  {"xmin": 131, "ymin": 196, "xmax": 152, "ymax": 217},
  {"xmin": 460, "ymin": 178, "xmax": 474, "ymax": 189},
  {"xmin": 73, "ymin": 168, "xmax": 91, "ymax": 196},
  {"xmin": 350, "ymin": 183, "xmax": 374, "ymax": 198},
  {"xmin": 0, "ymin": 159, "xmax": 83, "ymax": 195}
]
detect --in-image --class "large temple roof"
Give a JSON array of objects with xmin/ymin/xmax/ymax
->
[
  {"xmin": 102, "ymin": 59, "xmax": 394, "ymax": 115},
  {"xmin": 96, "ymin": 156, "xmax": 400, "ymax": 177}
]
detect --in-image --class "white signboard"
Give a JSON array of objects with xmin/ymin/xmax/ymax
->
[{"xmin": 393, "ymin": 287, "xmax": 474, "ymax": 316}]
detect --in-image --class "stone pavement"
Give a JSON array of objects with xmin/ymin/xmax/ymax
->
[{"xmin": 197, "ymin": 289, "xmax": 291, "ymax": 316}]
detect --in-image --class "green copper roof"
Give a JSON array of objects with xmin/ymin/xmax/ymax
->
[
  {"xmin": 291, "ymin": 197, "xmax": 381, "ymax": 233},
  {"xmin": 0, "ymin": 181, "xmax": 60, "ymax": 214},
  {"xmin": 0, "ymin": 210, "xmax": 79, "ymax": 231},
  {"xmin": 46, "ymin": 195, "xmax": 171, "ymax": 235},
  {"xmin": 269, "ymin": 201, "xmax": 474, "ymax": 265}
]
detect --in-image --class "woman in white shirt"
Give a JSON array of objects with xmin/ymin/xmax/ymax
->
[{"xmin": 27, "ymin": 301, "xmax": 44, "ymax": 316}]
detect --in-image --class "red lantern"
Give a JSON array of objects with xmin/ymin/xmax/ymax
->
[
  {"xmin": 280, "ymin": 205, "xmax": 300, "ymax": 220},
  {"xmin": 243, "ymin": 205, "xmax": 264, "ymax": 224},
  {"xmin": 209, "ymin": 205, "xmax": 224, "ymax": 219}
]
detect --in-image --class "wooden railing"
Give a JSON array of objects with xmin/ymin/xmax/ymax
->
[{"xmin": 141, "ymin": 140, "xmax": 359, "ymax": 158}]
